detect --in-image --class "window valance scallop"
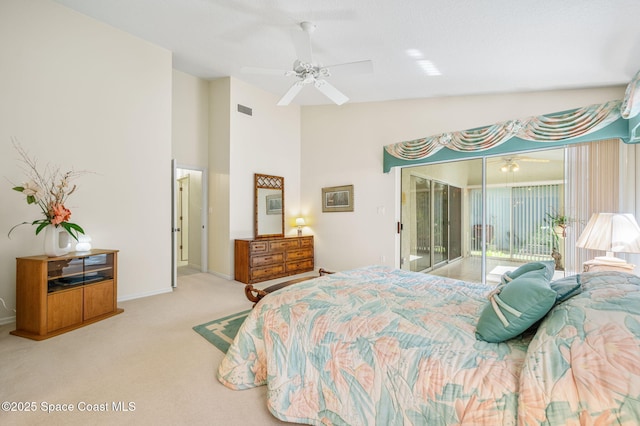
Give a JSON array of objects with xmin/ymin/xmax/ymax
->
[{"xmin": 383, "ymin": 70, "xmax": 640, "ymax": 172}]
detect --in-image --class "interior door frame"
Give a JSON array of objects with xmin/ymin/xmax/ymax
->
[{"xmin": 171, "ymin": 160, "xmax": 208, "ymax": 288}]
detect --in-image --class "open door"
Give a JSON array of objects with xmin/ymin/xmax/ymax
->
[
  {"xmin": 171, "ymin": 160, "xmax": 208, "ymax": 286},
  {"xmin": 171, "ymin": 159, "xmax": 177, "ymax": 288},
  {"xmin": 177, "ymin": 175, "xmax": 190, "ymax": 265}
]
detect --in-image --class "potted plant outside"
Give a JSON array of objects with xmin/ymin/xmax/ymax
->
[{"xmin": 545, "ymin": 211, "xmax": 572, "ymax": 238}]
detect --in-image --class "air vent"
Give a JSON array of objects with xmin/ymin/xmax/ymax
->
[{"xmin": 237, "ymin": 104, "xmax": 252, "ymax": 116}]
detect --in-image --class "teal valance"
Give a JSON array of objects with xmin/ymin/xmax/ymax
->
[{"xmin": 383, "ymin": 71, "xmax": 640, "ymax": 173}]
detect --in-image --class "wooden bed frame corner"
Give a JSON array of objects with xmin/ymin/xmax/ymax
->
[{"xmin": 244, "ymin": 268, "xmax": 334, "ymax": 306}]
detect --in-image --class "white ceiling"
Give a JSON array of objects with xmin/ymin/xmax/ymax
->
[{"xmin": 53, "ymin": 0, "xmax": 640, "ymax": 106}]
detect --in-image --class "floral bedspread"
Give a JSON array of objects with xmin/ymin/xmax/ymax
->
[
  {"xmin": 217, "ymin": 266, "xmax": 640, "ymax": 425},
  {"xmin": 218, "ymin": 265, "xmax": 531, "ymax": 425},
  {"xmin": 518, "ymin": 271, "xmax": 640, "ymax": 425}
]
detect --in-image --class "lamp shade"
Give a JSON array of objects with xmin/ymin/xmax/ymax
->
[
  {"xmin": 576, "ymin": 213, "xmax": 640, "ymax": 260},
  {"xmin": 295, "ymin": 217, "xmax": 306, "ymax": 227}
]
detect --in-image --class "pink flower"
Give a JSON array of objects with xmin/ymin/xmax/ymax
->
[
  {"xmin": 354, "ymin": 363, "xmax": 375, "ymax": 393},
  {"xmin": 416, "ymin": 356, "xmax": 447, "ymax": 400},
  {"xmin": 250, "ymin": 353, "xmax": 267, "ymax": 384},
  {"xmin": 49, "ymin": 203, "xmax": 71, "ymax": 225},
  {"xmin": 373, "ymin": 336, "xmax": 401, "ymax": 366}
]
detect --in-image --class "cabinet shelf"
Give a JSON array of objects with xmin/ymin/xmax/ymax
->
[
  {"xmin": 11, "ymin": 249, "xmax": 122, "ymax": 340},
  {"xmin": 48, "ymin": 266, "xmax": 113, "ymax": 280}
]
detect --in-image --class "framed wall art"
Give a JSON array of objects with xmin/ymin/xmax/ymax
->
[
  {"xmin": 265, "ymin": 193, "xmax": 282, "ymax": 215},
  {"xmin": 322, "ymin": 185, "xmax": 354, "ymax": 212}
]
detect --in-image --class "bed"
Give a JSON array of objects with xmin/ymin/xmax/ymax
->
[{"xmin": 217, "ymin": 264, "xmax": 640, "ymax": 425}]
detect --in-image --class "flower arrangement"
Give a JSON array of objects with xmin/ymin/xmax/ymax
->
[{"xmin": 8, "ymin": 142, "xmax": 85, "ymax": 240}]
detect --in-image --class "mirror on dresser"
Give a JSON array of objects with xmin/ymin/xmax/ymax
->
[{"xmin": 254, "ymin": 173, "xmax": 284, "ymax": 239}]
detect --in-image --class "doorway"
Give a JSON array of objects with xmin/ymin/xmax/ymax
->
[{"xmin": 171, "ymin": 162, "xmax": 208, "ymax": 287}]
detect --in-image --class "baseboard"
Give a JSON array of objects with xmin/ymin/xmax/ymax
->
[
  {"xmin": 118, "ymin": 287, "xmax": 173, "ymax": 302},
  {"xmin": 0, "ymin": 315, "xmax": 16, "ymax": 326},
  {"xmin": 207, "ymin": 270, "xmax": 232, "ymax": 281}
]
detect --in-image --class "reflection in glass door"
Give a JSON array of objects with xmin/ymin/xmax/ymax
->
[
  {"xmin": 410, "ymin": 176, "xmax": 431, "ymax": 271},
  {"xmin": 401, "ymin": 170, "xmax": 462, "ymax": 273},
  {"xmin": 449, "ymin": 186, "xmax": 462, "ymax": 260},
  {"xmin": 433, "ymin": 182, "xmax": 448, "ymax": 266}
]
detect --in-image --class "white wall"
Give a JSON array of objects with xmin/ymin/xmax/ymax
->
[
  {"xmin": 0, "ymin": 0, "xmax": 173, "ymax": 323},
  {"xmin": 206, "ymin": 77, "xmax": 301, "ymax": 278},
  {"xmin": 172, "ymin": 70, "xmax": 209, "ymax": 272},
  {"xmin": 208, "ymin": 79, "xmax": 231, "ymax": 276},
  {"xmin": 172, "ymin": 70, "xmax": 209, "ymax": 169},
  {"xmin": 301, "ymin": 86, "xmax": 628, "ymax": 271},
  {"xmin": 227, "ymin": 78, "xmax": 301, "ymax": 274}
]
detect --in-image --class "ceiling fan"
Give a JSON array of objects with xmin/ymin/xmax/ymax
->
[
  {"xmin": 241, "ymin": 21, "xmax": 373, "ymax": 106},
  {"xmin": 488, "ymin": 155, "xmax": 551, "ymax": 172}
]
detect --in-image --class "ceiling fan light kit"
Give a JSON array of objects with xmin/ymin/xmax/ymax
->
[
  {"xmin": 299, "ymin": 21, "xmax": 316, "ymax": 34},
  {"xmin": 494, "ymin": 155, "xmax": 551, "ymax": 172},
  {"xmin": 242, "ymin": 21, "xmax": 373, "ymax": 106},
  {"xmin": 500, "ymin": 158, "xmax": 520, "ymax": 172}
]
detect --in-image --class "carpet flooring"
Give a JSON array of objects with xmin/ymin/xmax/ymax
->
[{"xmin": 0, "ymin": 271, "xmax": 290, "ymax": 425}]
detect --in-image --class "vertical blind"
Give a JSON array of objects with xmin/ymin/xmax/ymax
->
[
  {"xmin": 469, "ymin": 184, "xmax": 562, "ymax": 261},
  {"xmin": 565, "ymin": 139, "xmax": 620, "ymax": 274}
]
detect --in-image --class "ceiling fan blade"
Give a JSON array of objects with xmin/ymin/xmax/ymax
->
[
  {"xmin": 314, "ymin": 80, "xmax": 349, "ymax": 105},
  {"xmin": 241, "ymin": 66, "xmax": 293, "ymax": 76},
  {"xmin": 324, "ymin": 60, "xmax": 373, "ymax": 75},
  {"xmin": 520, "ymin": 158, "xmax": 550, "ymax": 163},
  {"xmin": 277, "ymin": 82, "xmax": 304, "ymax": 106},
  {"xmin": 290, "ymin": 25, "xmax": 313, "ymax": 64}
]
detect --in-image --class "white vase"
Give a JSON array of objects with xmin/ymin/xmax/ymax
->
[
  {"xmin": 553, "ymin": 225, "xmax": 568, "ymax": 239},
  {"xmin": 43, "ymin": 224, "xmax": 72, "ymax": 257}
]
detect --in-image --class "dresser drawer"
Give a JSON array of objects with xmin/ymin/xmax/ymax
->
[
  {"xmin": 251, "ymin": 253, "xmax": 284, "ymax": 267},
  {"xmin": 251, "ymin": 265, "xmax": 285, "ymax": 280},
  {"xmin": 250, "ymin": 241, "xmax": 269, "ymax": 254},
  {"xmin": 269, "ymin": 239, "xmax": 300, "ymax": 251},
  {"xmin": 286, "ymin": 248, "xmax": 313, "ymax": 261},
  {"xmin": 286, "ymin": 259, "xmax": 314, "ymax": 273},
  {"xmin": 235, "ymin": 236, "xmax": 314, "ymax": 284}
]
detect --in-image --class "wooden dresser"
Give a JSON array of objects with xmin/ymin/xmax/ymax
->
[{"xmin": 234, "ymin": 236, "xmax": 314, "ymax": 284}]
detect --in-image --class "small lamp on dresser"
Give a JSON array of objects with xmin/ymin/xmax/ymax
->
[
  {"xmin": 576, "ymin": 213, "xmax": 640, "ymax": 273},
  {"xmin": 296, "ymin": 217, "xmax": 305, "ymax": 237}
]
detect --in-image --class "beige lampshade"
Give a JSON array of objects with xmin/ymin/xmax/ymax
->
[
  {"xmin": 295, "ymin": 217, "xmax": 306, "ymax": 227},
  {"xmin": 576, "ymin": 213, "xmax": 640, "ymax": 256}
]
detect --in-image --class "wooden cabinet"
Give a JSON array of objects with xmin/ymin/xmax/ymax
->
[
  {"xmin": 11, "ymin": 249, "xmax": 123, "ymax": 340},
  {"xmin": 235, "ymin": 236, "xmax": 314, "ymax": 284}
]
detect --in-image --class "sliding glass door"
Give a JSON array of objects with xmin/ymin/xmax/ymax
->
[
  {"xmin": 401, "ymin": 165, "xmax": 464, "ymax": 274},
  {"xmin": 400, "ymin": 148, "xmax": 565, "ymax": 283},
  {"xmin": 449, "ymin": 186, "xmax": 462, "ymax": 260},
  {"xmin": 410, "ymin": 175, "xmax": 431, "ymax": 272},
  {"xmin": 433, "ymin": 181, "xmax": 449, "ymax": 267}
]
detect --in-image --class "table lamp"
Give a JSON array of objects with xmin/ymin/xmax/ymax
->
[
  {"xmin": 295, "ymin": 217, "xmax": 305, "ymax": 237},
  {"xmin": 576, "ymin": 213, "xmax": 640, "ymax": 264}
]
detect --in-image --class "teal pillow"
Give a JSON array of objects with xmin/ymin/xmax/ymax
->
[
  {"xmin": 476, "ymin": 268, "xmax": 557, "ymax": 343},
  {"xmin": 550, "ymin": 275, "xmax": 582, "ymax": 303},
  {"xmin": 500, "ymin": 260, "xmax": 555, "ymax": 285}
]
